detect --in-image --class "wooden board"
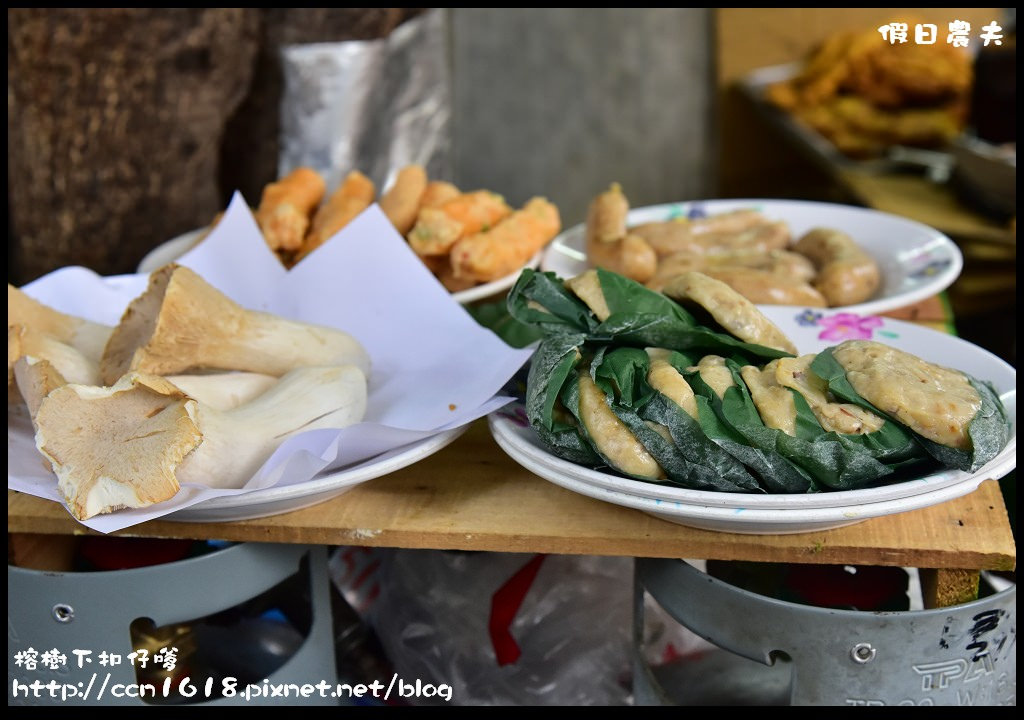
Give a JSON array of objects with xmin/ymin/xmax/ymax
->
[
  {"xmin": 879, "ymin": 294, "xmax": 953, "ymax": 334},
  {"xmin": 8, "ymin": 420, "xmax": 1016, "ymax": 573},
  {"xmin": 920, "ymin": 568, "xmax": 982, "ymax": 609},
  {"xmin": 838, "ymin": 171, "xmax": 1015, "ymax": 247}
]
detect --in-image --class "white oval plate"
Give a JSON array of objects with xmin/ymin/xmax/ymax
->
[
  {"xmin": 489, "ymin": 431, "xmax": 1011, "ymax": 534},
  {"xmin": 541, "ymin": 199, "xmax": 964, "ymax": 317},
  {"xmin": 139, "ymin": 230, "xmax": 541, "ymax": 306},
  {"xmin": 138, "ymin": 229, "xmax": 206, "ymax": 274},
  {"xmin": 448, "ymin": 249, "xmax": 544, "ymax": 304},
  {"xmin": 487, "ymin": 310, "xmax": 1016, "ymax": 533},
  {"xmin": 165, "ymin": 425, "xmax": 468, "ymax": 523}
]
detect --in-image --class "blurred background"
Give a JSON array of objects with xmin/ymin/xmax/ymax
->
[{"xmin": 7, "ymin": 8, "xmax": 1015, "ymax": 363}]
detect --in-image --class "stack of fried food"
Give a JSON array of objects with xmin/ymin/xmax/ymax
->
[
  {"xmin": 584, "ymin": 183, "xmax": 880, "ymax": 308},
  {"xmin": 242, "ymin": 164, "xmax": 561, "ymax": 292},
  {"xmin": 763, "ymin": 24, "xmax": 972, "ymax": 158}
]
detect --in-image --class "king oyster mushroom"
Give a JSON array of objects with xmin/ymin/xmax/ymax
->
[
  {"xmin": 99, "ymin": 263, "xmax": 371, "ymax": 385},
  {"xmin": 8, "ymin": 284, "xmax": 113, "ymax": 362},
  {"xmin": 34, "ymin": 365, "xmax": 367, "ymax": 520}
]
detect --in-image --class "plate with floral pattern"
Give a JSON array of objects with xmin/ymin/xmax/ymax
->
[{"xmin": 541, "ymin": 199, "xmax": 963, "ymax": 317}]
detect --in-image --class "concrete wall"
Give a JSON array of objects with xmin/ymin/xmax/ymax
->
[{"xmin": 449, "ymin": 8, "xmax": 715, "ymax": 228}]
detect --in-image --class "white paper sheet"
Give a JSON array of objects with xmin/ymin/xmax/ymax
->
[{"xmin": 8, "ymin": 194, "xmax": 535, "ymax": 532}]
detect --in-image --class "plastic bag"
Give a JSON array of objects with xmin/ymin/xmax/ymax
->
[{"xmin": 363, "ymin": 549, "xmax": 636, "ymax": 706}]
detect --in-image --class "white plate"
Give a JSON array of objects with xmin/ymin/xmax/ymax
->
[
  {"xmin": 488, "ymin": 430, "xmax": 1011, "ymax": 534},
  {"xmin": 138, "ymin": 229, "xmax": 206, "ymax": 274},
  {"xmin": 541, "ymin": 199, "xmax": 963, "ymax": 317},
  {"xmin": 165, "ymin": 425, "xmax": 468, "ymax": 523},
  {"xmin": 139, "ymin": 230, "xmax": 542, "ymax": 306},
  {"xmin": 495, "ymin": 393, "xmax": 1016, "ymax": 513},
  {"xmin": 487, "ymin": 310, "xmax": 1016, "ymax": 534},
  {"xmin": 448, "ymin": 249, "xmax": 544, "ymax": 304}
]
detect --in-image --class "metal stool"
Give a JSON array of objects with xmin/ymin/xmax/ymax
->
[
  {"xmin": 9, "ymin": 543, "xmax": 337, "ymax": 706},
  {"xmin": 633, "ymin": 558, "xmax": 1016, "ymax": 706}
]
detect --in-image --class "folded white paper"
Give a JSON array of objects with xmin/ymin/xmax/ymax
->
[{"xmin": 8, "ymin": 194, "xmax": 534, "ymax": 532}]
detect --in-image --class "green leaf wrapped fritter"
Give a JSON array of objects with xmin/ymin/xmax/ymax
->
[
  {"xmin": 685, "ymin": 356, "xmax": 899, "ymax": 491},
  {"xmin": 507, "ymin": 269, "xmax": 599, "ymax": 336},
  {"xmin": 560, "ymin": 363, "xmax": 664, "ymax": 481},
  {"xmin": 591, "ymin": 347, "xmax": 762, "ymax": 492},
  {"xmin": 810, "ymin": 341, "xmax": 1011, "ymax": 472},
  {"xmin": 509, "ymin": 268, "xmax": 793, "ymax": 363},
  {"xmin": 512, "ymin": 266, "xmax": 1012, "ymax": 496},
  {"xmin": 682, "ymin": 361, "xmax": 815, "ymax": 493},
  {"xmin": 769, "ymin": 354, "xmax": 930, "ymax": 469},
  {"xmin": 644, "ymin": 349, "xmax": 816, "ymax": 493},
  {"xmin": 524, "ymin": 333, "xmax": 602, "ymax": 466}
]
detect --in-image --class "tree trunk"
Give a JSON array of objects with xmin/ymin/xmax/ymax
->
[{"xmin": 7, "ymin": 8, "xmax": 424, "ymax": 284}]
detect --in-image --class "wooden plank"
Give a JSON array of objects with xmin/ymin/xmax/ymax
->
[
  {"xmin": 838, "ymin": 171, "xmax": 1015, "ymax": 246},
  {"xmin": 7, "ymin": 532, "xmax": 78, "ymax": 571},
  {"xmin": 8, "ymin": 421, "xmax": 1016, "ymax": 572}
]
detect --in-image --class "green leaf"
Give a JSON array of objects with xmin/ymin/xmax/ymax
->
[
  {"xmin": 593, "ymin": 313, "xmax": 792, "ymax": 363},
  {"xmin": 524, "ymin": 333, "xmax": 602, "ymax": 466},
  {"xmin": 467, "ymin": 299, "xmax": 544, "ymax": 349},
  {"xmin": 592, "ymin": 268, "xmax": 696, "ymax": 324},
  {"xmin": 591, "ymin": 347, "xmax": 656, "ymax": 409},
  {"xmin": 634, "ymin": 393, "xmax": 763, "ymax": 492},
  {"xmin": 508, "ymin": 267, "xmax": 792, "ymax": 363},
  {"xmin": 506, "ymin": 269, "xmax": 597, "ymax": 335},
  {"xmin": 683, "ymin": 369, "xmax": 816, "ymax": 493}
]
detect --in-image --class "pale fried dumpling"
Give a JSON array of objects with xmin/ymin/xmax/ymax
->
[
  {"xmin": 775, "ymin": 354, "xmax": 884, "ymax": 435},
  {"xmin": 645, "ymin": 348, "xmax": 698, "ymax": 419},
  {"xmin": 740, "ymin": 360, "xmax": 797, "ymax": 436},
  {"xmin": 689, "ymin": 355, "xmax": 737, "ymax": 400},
  {"xmin": 565, "ymin": 269, "xmax": 612, "ymax": 322},
  {"xmin": 577, "ymin": 373, "xmax": 663, "ymax": 480},
  {"xmin": 661, "ymin": 272, "xmax": 797, "ymax": 355},
  {"xmin": 831, "ymin": 340, "xmax": 980, "ymax": 449}
]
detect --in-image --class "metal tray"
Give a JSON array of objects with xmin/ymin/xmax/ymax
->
[{"xmin": 737, "ymin": 62, "xmax": 955, "ymax": 183}]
